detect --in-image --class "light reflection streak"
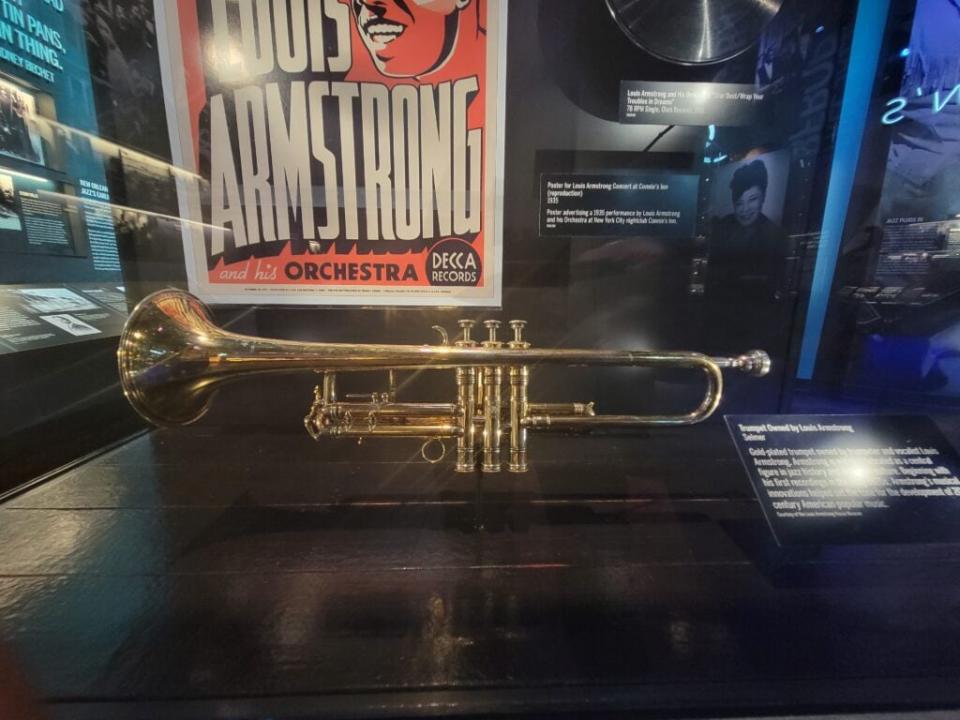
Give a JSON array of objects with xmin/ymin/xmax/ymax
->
[
  {"xmin": 751, "ymin": 0, "xmax": 782, "ymax": 13},
  {"xmin": 40, "ymin": 117, "xmax": 205, "ymax": 183},
  {"xmin": 1, "ymin": 168, "xmax": 52, "ymax": 185},
  {"xmin": 36, "ymin": 189, "xmax": 232, "ymax": 238},
  {"xmin": 698, "ymin": 0, "xmax": 713, "ymax": 63}
]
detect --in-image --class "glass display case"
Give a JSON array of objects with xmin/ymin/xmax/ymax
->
[{"xmin": 2, "ymin": 1, "xmax": 960, "ymax": 718}]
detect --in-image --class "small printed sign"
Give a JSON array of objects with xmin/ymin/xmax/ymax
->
[
  {"xmin": 539, "ymin": 173, "xmax": 699, "ymax": 238},
  {"xmin": 0, "ymin": 284, "xmax": 128, "ymax": 354},
  {"xmin": 727, "ymin": 415, "xmax": 960, "ymax": 545},
  {"xmin": 620, "ymin": 81, "xmax": 766, "ymax": 126}
]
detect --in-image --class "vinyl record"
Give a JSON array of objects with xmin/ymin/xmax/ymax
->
[
  {"xmin": 538, "ymin": 0, "xmax": 760, "ymax": 121},
  {"xmin": 606, "ymin": 0, "xmax": 785, "ymax": 65}
]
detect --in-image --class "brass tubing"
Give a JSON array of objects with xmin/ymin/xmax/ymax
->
[
  {"xmin": 121, "ymin": 293, "xmax": 766, "ymax": 374},
  {"xmin": 387, "ymin": 370, "xmax": 397, "ymax": 402},
  {"xmin": 482, "ymin": 367, "xmax": 503, "ymax": 472},
  {"xmin": 347, "ymin": 415, "xmax": 459, "ymax": 427},
  {"xmin": 509, "ymin": 366, "xmax": 529, "ymax": 473},
  {"xmin": 455, "ymin": 367, "xmax": 477, "ymax": 473},
  {"xmin": 524, "ymin": 361, "xmax": 724, "ymax": 429},
  {"xmin": 527, "ymin": 402, "xmax": 596, "ymax": 417},
  {"xmin": 326, "ymin": 424, "xmax": 462, "ymax": 438},
  {"xmin": 327, "ymin": 402, "xmax": 457, "ymax": 417},
  {"xmin": 323, "ymin": 372, "xmax": 337, "ymax": 403}
]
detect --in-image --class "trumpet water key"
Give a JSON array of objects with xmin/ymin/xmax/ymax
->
[{"xmin": 118, "ymin": 289, "xmax": 772, "ymax": 473}]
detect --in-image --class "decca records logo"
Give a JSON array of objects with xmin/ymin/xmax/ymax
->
[{"xmin": 426, "ymin": 238, "xmax": 481, "ymax": 287}]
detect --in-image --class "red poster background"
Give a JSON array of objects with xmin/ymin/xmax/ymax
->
[{"xmin": 175, "ymin": 0, "xmax": 490, "ymax": 293}]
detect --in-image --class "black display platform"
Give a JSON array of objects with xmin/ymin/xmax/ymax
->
[{"xmin": 2, "ymin": 420, "xmax": 960, "ymax": 720}]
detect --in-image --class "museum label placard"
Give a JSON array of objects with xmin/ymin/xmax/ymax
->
[
  {"xmin": 727, "ymin": 414, "xmax": 960, "ymax": 545},
  {"xmin": 539, "ymin": 172, "xmax": 699, "ymax": 238}
]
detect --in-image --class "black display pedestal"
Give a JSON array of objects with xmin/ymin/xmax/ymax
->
[{"xmin": 2, "ymin": 421, "xmax": 960, "ymax": 720}]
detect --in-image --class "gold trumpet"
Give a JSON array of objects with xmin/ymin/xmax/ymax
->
[{"xmin": 118, "ymin": 289, "xmax": 771, "ymax": 473}]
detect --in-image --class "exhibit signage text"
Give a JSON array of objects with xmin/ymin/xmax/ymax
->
[
  {"xmin": 0, "ymin": 0, "xmax": 66, "ymax": 83},
  {"xmin": 728, "ymin": 415, "xmax": 960, "ymax": 545}
]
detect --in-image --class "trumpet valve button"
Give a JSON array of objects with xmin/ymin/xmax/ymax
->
[
  {"xmin": 509, "ymin": 320, "xmax": 527, "ymax": 343},
  {"xmin": 457, "ymin": 319, "xmax": 476, "ymax": 343},
  {"xmin": 483, "ymin": 319, "xmax": 501, "ymax": 343}
]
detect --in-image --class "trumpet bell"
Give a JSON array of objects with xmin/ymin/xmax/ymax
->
[{"xmin": 118, "ymin": 289, "xmax": 221, "ymax": 427}]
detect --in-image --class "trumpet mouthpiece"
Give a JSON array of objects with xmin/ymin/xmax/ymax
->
[{"xmin": 738, "ymin": 350, "xmax": 772, "ymax": 378}]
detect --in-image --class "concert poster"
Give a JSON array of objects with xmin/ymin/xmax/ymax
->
[{"xmin": 156, "ymin": 0, "xmax": 506, "ymax": 306}]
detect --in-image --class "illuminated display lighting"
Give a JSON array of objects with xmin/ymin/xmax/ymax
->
[
  {"xmin": 0, "ymin": 76, "xmax": 32, "ymax": 96},
  {"xmin": 703, "ymin": 124, "xmax": 728, "ymax": 164},
  {"xmin": 797, "ymin": 0, "xmax": 892, "ymax": 380},
  {"xmin": 0, "ymin": 168, "xmax": 51, "ymax": 184},
  {"xmin": 0, "ymin": 76, "xmax": 203, "ymax": 184},
  {"xmin": 41, "ymin": 118, "xmax": 206, "ymax": 183}
]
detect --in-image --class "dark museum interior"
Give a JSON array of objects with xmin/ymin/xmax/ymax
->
[{"xmin": 2, "ymin": 0, "xmax": 960, "ymax": 718}]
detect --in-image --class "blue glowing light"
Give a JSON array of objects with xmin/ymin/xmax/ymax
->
[
  {"xmin": 797, "ymin": 0, "xmax": 892, "ymax": 380},
  {"xmin": 703, "ymin": 125, "xmax": 726, "ymax": 163},
  {"xmin": 900, "ymin": 47, "xmax": 911, "ymax": 57},
  {"xmin": 816, "ymin": 25, "xmax": 825, "ymax": 33}
]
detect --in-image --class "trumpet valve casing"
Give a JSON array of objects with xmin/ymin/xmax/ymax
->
[
  {"xmin": 481, "ymin": 322, "xmax": 504, "ymax": 473},
  {"xmin": 507, "ymin": 323, "xmax": 531, "ymax": 474},
  {"xmin": 454, "ymin": 320, "xmax": 479, "ymax": 473}
]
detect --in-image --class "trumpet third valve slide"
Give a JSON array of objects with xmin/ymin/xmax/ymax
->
[{"xmin": 118, "ymin": 289, "xmax": 772, "ymax": 473}]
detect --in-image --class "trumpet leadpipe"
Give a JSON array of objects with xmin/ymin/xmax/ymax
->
[
  {"xmin": 326, "ymin": 402, "xmax": 458, "ymax": 418},
  {"xmin": 318, "ymin": 423, "xmax": 463, "ymax": 438}
]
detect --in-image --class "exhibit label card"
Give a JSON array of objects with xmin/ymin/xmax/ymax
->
[
  {"xmin": 0, "ymin": 284, "xmax": 128, "ymax": 354},
  {"xmin": 539, "ymin": 173, "xmax": 698, "ymax": 238},
  {"xmin": 620, "ymin": 82, "xmax": 766, "ymax": 126},
  {"xmin": 155, "ymin": 0, "xmax": 507, "ymax": 307},
  {"xmin": 726, "ymin": 415, "xmax": 960, "ymax": 545}
]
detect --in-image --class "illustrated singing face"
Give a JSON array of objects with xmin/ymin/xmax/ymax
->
[
  {"xmin": 352, "ymin": 0, "xmax": 471, "ymax": 78},
  {"xmin": 734, "ymin": 186, "xmax": 765, "ymax": 227}
]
